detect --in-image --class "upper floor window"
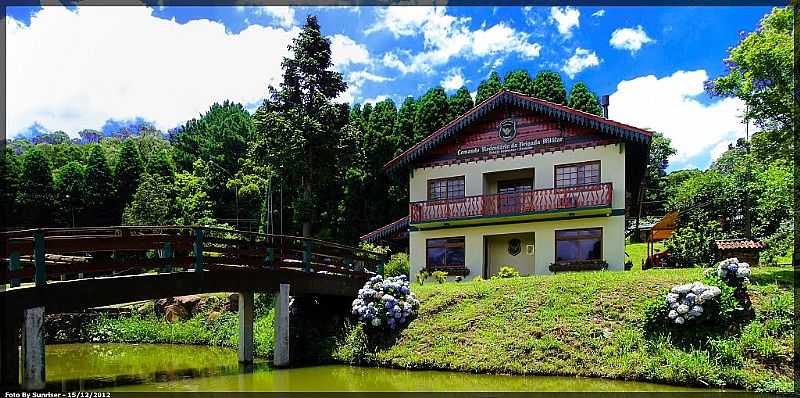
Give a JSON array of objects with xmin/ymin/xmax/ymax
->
[
  {"xmin": 428, "ymin": 177, "xmax": 465, "ymax": 201},
  {"xmin": 555, "ymin": 161, "xmax": 600, "ymax": 188}
]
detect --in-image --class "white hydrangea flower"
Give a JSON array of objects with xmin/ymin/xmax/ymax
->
[
  {"xmin": 674, "ymin": 316, "xmax": 685, "ymax": 324},
  {"xmin": 677, "ymin": 304, "xmax": 689, "ymax": 314},
  {"xmin": 668, "ymin": 310, "xmax": 678, "ymax": 319}
]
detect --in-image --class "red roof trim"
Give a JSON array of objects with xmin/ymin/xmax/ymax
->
[
  {"xmin": 384, "ymin": 89, "xmax": 653, "ymax": 173},
  {"xmin": 359, "ymin": 216, "xmax": 409, "ymax": 243}
]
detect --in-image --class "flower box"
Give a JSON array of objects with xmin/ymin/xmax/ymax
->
[
  {"xmin": 549, "ymin": 260, "xmax": 609, "ymax": 273},
  {"xmin": 424, "ymin": 267, "xmax": 470, "ymax": 276}
]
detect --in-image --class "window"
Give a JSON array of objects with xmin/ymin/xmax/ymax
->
[
  {"xmin": 555, "ymin": 228, "xmax": 602, "ymax": 262},
  {"xmin": 428, "ymin": 177, "xmax": 465, "ymax": 201},
  {"xmin": 426, "ymin": 237, "xmax": 465, "ymax": 268},
  {"xmin": 555, "ymin": 161, "xmax": 600, "ymax": 188}
]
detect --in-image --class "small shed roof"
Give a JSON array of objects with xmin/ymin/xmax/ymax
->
[
  {"xmin": 650, "ymin": 211, "xmax": 678, "ymax": 241},
  {"xmin": 715, "ymin": 239, "xmax": 766, "ymax": 250}
]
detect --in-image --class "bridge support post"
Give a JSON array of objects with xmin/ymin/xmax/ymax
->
[
  {"xmin": 0, "ymin": 314, "xmax": 20, "ymax": 389},
  {"xmin": 21, "ymin": 306, "xmax": 45, "ymax": 390},
  {"xmin": 238, "ymin": 291, "xmax": 254, "ymax": 364},
  {"xmin": 273, "ymin": 284, "xmax": 290, "ymax": 367}
]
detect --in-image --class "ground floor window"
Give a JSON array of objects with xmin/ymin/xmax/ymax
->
[
  {"xmin": 426, "ymin": 237, "xmax": 465, "ymax": 268},
  {"xmin": 555, "ymin": 228, "xmax": 602, "ymax": 262}
]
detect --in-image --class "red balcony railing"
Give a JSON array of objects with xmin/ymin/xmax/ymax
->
[{"xmin": 409, "ymin": 182, "xmax": 613, "ymax": 224}]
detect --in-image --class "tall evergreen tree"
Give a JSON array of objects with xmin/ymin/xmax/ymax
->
[
  {"xmin": 114, "ymin": 139, "xmax": 145, "ymax": 214},
  {"xmin": 146, "ymin": 149, "xmax": 176, "ymax": 178},
  {"xmin": 503, "ymin": 70, "xmax": 534, "ymax": 94},
  {"xmin": 1, "ymin": 148, "xmax": 21, "ymax": 228},
  {"xmin": 83, "ymin": 145, "xmax": 116, "ymax": 226},
  {"xmin": 394, "ymin": 96, "xmax": 418, "ymax": 154},
  {"xmin": 414, "ymin": 87, "xmax": 450, "ymax": 141},
  {"xmin": 365, "ymin": 99, "xmax": 399, "ymax": 170},
  {"xmin": 54, "ymin": 161, "xmax": 86, "ymax": 227},
  {"xmin": 250, "ymin": 15, "xmax": 348, "ymax": 237},
  {"xmin": 448, "ymin": 86, "xmax": 475, "ymax": 120},
  {"xmin": 18, "ymin": 147, "xmax": 55, "ymax": 227},
  {"xmin": 567, "ymin": 82, "xmax": 603, "ymax": 116},
  {"xmin": 475, "ymin": 71, "xmax": 503, "ymax": 104},
  {"xmin": 532, "ymin": 71, "xmax": 567, "ymax": 104}
]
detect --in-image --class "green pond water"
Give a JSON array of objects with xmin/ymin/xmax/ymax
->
[{"xmin": 44, "ymin": 343, "xmax": 716, "ymax": 392}]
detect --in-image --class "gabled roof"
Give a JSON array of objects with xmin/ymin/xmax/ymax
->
[
  {"xmin": 384, "ymin": 89, "xmax": 653, "ymax": 174},
  {"xmin": 359, "ymin": 216, "xmax": 409, "ymax": 243}
]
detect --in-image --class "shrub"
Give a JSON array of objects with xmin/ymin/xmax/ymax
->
[
  {"xmin": 761, "ymin": 226, "xmax": 793, "ymax": 265},
  {"xmin": 431, "ymin": 271, "xmax": 447, "ymax": 284},
  {"xmin": 415, "ymin": 270, "xmax": 429, "ymax": 285},
  {"xmin": 665, "ymin": 222, "xmax": 723, "ymax": 267},
  {"xmin": 496, "ymin": 266, "xmax": 520, "ymax": 278},
  {"xmin": 384, "ymin": 253, "xmax": 409, "ymax": 277},
  {"xmin": 351, "ymin": 275, "xmax": 419, "ymax": 331},
  {"xmin": 715, "ymin": 258, "xmax": 752, "ymax": 287}
]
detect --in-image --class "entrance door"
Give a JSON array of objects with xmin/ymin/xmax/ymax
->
[
  {"xmin": 485, "ymin": 232, "xmax": 535, "ymax": 276},
  {"xmin": 497, "ymin": 179, "xmax": 533, "ymax": 213}
]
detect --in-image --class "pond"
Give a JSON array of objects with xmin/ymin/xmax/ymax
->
[{"xmin": 43, "ymin": 343, "xmax": 717, "ymax": 392}]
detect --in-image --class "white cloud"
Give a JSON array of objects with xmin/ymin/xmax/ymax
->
[
  {"xmin": 562, "ymin": 48, "xmax": 600, "ymax": 78},
  {"xmin": 609, "ymin": 25, "xmax": 654, "ymax": 54},
  {"xmin": 255, "ymin": 6, "xmax": 295, "ymax": 29},
  {"xmin": 608, "ymin": 70, "xmax": 745, "ymax": 168},
  {"xmin": 361, "ymin": 95, "xmax": 389, "ymax": 105},
  {"xmin": 337, "ymin": 70, "xmax": 393, "ymax": 104},
  {"xmin": 441, "ymin": 68, "xmax": 465, "ymax": 91},
  {"xmin": 592, "ymin": 10, "xmax": 605, "ymax": 17},
  {"xmin": 6, "ymin": 6, "xmax": 300, "ymax": 137},
  {"xmin": 369, "ymin": 7, "xmax": 541, "ymax": 75},
  {"xmin": 550, "ymin": 6, "xmax": 580, "ymax": 38},
  {"xmin": 329, "ymin": 34, "xmax": 371, "ymax": 71}
]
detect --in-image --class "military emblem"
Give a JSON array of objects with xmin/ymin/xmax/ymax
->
[{"xmin": 498, "ymin": 118, "xmax": 517, "ymax": 142}]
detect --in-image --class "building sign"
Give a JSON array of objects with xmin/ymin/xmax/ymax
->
[
  {"xmin": 498, "ymin": 118, "xmax": 517, "ymax": 142},
  {"xmin": 456, "ymin": 135, "xmax": 565, "ymax": 158}
]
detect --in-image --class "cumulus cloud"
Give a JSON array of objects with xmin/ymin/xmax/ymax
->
[
  {"xmin": 609, "ymin": 25, "xmax": 655, "ymax": 54},
  {"xmin": 330, "ymin": 34, "xmax": 371, "ymax": 71},
  {"xmin": 592, "ymin": 10, "xmax": 605, "ymax": 17},
  {"xmin": 6, "ymin": 6, "xmax": 304, "ymax": 137},
  {"xmin": 550, "ymin": 6, "xmax": 580, "ymax": 38},
  {"xmin": 608, "ymin": 70, "xmax": 745, "ymax": 167},
  {"xmin": 338, "ymin": 70, "xmax": 393, "ymax": 104},
  {"xmin": 562, "ymin": 48, "xmax": 600, "ymax": 78},
  {"xmin": 369, "ymin": 7, "xmax": 541, "ymax": 75},
  {"xmin": 441, "ymin": 68, "xmax": 465, "ymax": 91},
  {"xmin": 236, "ymin": 6, "xmax": 295, "ymax": 28}
]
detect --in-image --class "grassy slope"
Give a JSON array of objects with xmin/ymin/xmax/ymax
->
[
  {"xmin": 625, "ymin": 242, "xmax": 665, "ymax": 271},
  {"xmin": 334, "ymin": 267, "xmax": 794, "ymax": 392}
]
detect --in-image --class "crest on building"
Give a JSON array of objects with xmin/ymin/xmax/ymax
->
[{"xmin": 498, "ymin": 118, "xmax": 517, "ymax": 142}]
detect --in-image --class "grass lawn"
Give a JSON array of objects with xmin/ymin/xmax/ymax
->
[
  {"xmin": 334, "ymin": 267, "xmax": 794, "ymax": 392},
  {"xmin": 625, "ymin": 241, "xmax": 665, "ymax": 271}
]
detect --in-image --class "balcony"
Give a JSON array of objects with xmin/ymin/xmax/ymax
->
[{"xmin": 409, "ymin": 182, "xmax": 613, "ymax": 227}]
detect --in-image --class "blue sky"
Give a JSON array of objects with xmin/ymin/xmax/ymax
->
[{"xmin": 6, "ymin": 5, "xmax": 774, "ymax": 170}]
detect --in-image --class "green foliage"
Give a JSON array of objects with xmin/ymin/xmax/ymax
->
[
  {"xmin": 1, "ymin": 148, "xmax": 22, "ymax": 227},
  {"xmin": 531, "ymin": 71, "xmax": 567, "ymax": 104},
  {"xmin": 665, "ymin": 222, "xmax": 724, "ymax": 267},
  {"xmin": 431, "ymin": 270, "xmax": 447, "ymax": 284},
  {"xmin": 123, "ymin": 174, "xmax": 175, "ymax": 225},
  {"xmin": 146, "ymin": 149, "xmax": 175, "ymax": 178},
  {"xmin": 18, "ymin": 147, "xmax": 55, "ymax": 226},
  {"xmin": 668, "ymin": 170, "xmax": 736, "ymax": 228},
  {"xmin": 414, "ymin": 87, "xmax": 450, "ymax": 141},
  {"xmin": 54, "ymin": 161, "xmax": 86, "ymax": 226},
  {"xmin": 393, "ymin": 97, "xmax": 418, "ymax": 155},
  {"xmin": 173, "ymin": 160, "xmax": 216, "ymax": 225},
  {"xmin": 502, "ymin": 70, "xmax": 534, "ymax": 94},
  {"xmin": 384, "ymin": 253, "xmax": 409, "ymax": 277},
  {"xmin": 114, "ymin": 139, "xmax": 145, "ymax": 211},
  {"xmin": 475, "ymin": 71, "xmax": 502, "ymax": 104},
  {"xmin": 415, "ymin": 270, "xmax": 429, "ymax": 285},
  {"xmin": 83, "ymin": 145, "xmax": 116, "ymax": 226},
  {"xmin": 567, "ymin": 82, "xmax": 602, "ymax": 116},
  {"xmin": 496, "ymin": 266, "xmax": 521, "ymax": 278},
  {"xmin": 447, "ymin": 86, "xmax": 474, "ymax": 120}
]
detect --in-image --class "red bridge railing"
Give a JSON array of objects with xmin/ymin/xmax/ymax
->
[
  {"xmin": 410, "ymin": 182, "xmax": 613, "ymax": 224},
  {"xmin": 0, "ymin": 226, "xmax": 387, "ymax": 287}
]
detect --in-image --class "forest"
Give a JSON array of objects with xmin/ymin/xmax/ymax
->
[{"xmin": 0, "ymin": 8, "xmax": 793, "ymax": 265}]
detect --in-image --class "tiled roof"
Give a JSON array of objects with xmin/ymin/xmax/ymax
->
[
  {"xmin": 384, "ymin": 89, "xmax": 653, "ymax": 174},
  {"xmin": 359, "ymin": 216, "xmax": 409, "ymax": 243},
  {"xmin": 715, "ymin": 239, "xmax": 766, "ymax": 250}
]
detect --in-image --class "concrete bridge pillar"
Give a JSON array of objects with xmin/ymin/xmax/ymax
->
[
  {"xmin": 273, "ymin": 284, "xmax": 290, "ymax": 367},
  {"xmin": 0, "ymin": 314, "xmax": 21, "ymax": 389},
  {"xmin": 238, "ymin": 292, "xmax": 254, "ymax": 364},
  {"xmin": 22, "ymin": 306, "xmax": 45, "ymax": 390}
]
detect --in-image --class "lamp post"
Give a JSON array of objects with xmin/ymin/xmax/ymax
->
[{"xmin": 208, "ymin": 161, "xmax": 239, "ymax": 230}]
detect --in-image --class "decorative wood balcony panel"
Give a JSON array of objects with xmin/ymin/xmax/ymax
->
[{"xmin": 409, "ymin": 183, "xmax": 612, "ymax": 224}]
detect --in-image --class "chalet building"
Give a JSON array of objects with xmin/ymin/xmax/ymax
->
[{"xmin": 362, "ymin": 90, "xmax": 652, "ymax": 278}]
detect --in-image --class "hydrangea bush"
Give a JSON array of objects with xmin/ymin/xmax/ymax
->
[
  {"xmin": 715, "ymin": 257, "xmax": 751, "ymax": 286},
  {"xmin": 351, "ymin": 275, "xmax": 419, "ymax": 331},
  {"xmin": 664, "ymin": 282, "xmax": 722, "ymax": 325}
]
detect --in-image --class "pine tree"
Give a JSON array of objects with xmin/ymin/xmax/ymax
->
[
  {"xmin": 83, "ymin": 145, "xmax": 116, "ymax": 226},
  {"xmin": 414, "ymin": 87, "xmax": 450, "ymax": 141},
  {"xmin": 503, "ymin": 70, "xmax": 534, "ymax": 94},
  {"xmin": 365, "ymin": 99, "xmax": 398, "ymax": 170},
  {"xmin": 567, "ymin": 82, "xmax": 603, "ymax": 116},
  {"xmin": 475, "ymin": 71, "xmax": 503, "ymax": 104},
  {"xmin": 394, "ymin": 97, "xmax": 418, "ymax": 154},
  {"xmin": 114, "ymin": 139, "xmax": 145, "ymax": 213},
  {"xmin": 18, "ymin": 147, "xmax": 55, "ymax": 227},
  {"xmin": 448, "ymin": 86, "xmax": 474, "ymax": 120},
  {"xmin": 532, "ymin": 71, "xmax": 567, "ymax": 104},
  {"xmin": 54, "ymin": 161, "xmax": 86, "ymax": 227},
  {"xmin": 1, "ymin": 148, "xmax": 21, "ymax": 228}
]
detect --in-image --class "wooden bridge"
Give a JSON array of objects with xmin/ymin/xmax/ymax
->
[{"xmin": 0, "ymin": 226, "xmax": 387, "ymax": 391}]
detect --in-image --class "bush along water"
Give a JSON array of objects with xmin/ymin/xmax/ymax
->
[{"xmin": 351, "ymin": 275, "xmax": 419, "ymax": 331}]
